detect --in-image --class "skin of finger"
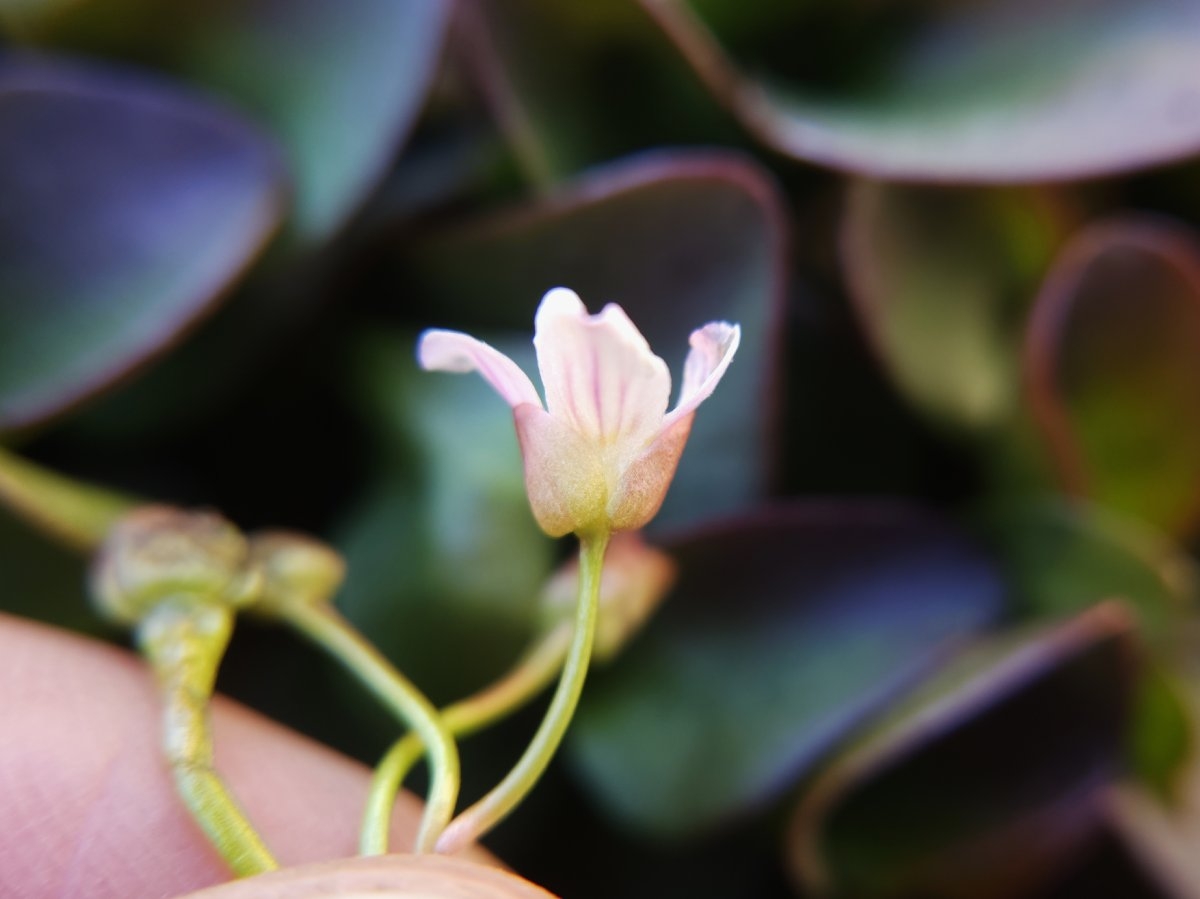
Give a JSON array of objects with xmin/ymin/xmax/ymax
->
[
  {"xmin": 0, "ymin": 613, "xmax": 493, "ymax": 899},
  {"xmin": 177, "ymin": 854, "xmax": 557, "ymax": 899}
]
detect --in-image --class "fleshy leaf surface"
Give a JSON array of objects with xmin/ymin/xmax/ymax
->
[
  {"xmin": 568, "ymin": 502, "xmax": 1005, "ymax": 837},
  {"xmin": 20, "ymin": 0, "xmax": 451, "ymax": 242},
  {"xmin": 0, "ymin": 56, "xmax": 284, "ymax": 430},
  {"xmin": 1103, "ymin": 675, "xmax": 1200, "ymax": 899},
  {"xmin": 455, "ymin": 0, "xmax": 738, "ymax": 182},
  {"xmin": 1025, "ymin": 217, "xmax": 1200, "ymax": 538},
  {"xmin": 788, "ymin": 603, "xmax": 1137, "ymax": 899},
  {"xmin": 977, "ymin": 497, "xmax": 1195, "ymax": 647},
  {"xmin": 646, "ymin": 0, "xmax": 1200, "ymax": 182},
  {"xmin": 843, "ymin": 181, "xmax": 1067, "ymax": 429},
  {"xmin": 176, "ymin": 0, "xmax": 450, "ymax": 241},
  {"xmin": 397, "ymin": 151, "xmax": 786, "ymax": 530}
]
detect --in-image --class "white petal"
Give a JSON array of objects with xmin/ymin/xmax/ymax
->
[
  {"xmin": 533, "ymin": 288, "xmax": 671, "ymax": 448},
  {"xmin": 417, "ymin": 328, "xmax": 542, "ymax": 409},
  {"xmin": 664, "ymin": 321, "xmax": 741, "ymax": 428}
]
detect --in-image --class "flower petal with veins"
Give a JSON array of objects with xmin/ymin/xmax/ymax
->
[
  {"xmin": 417, "ymin": 288, "xmax": 739, "ymax": 537},
  {"xmin": 667, "ymin": 322, "xmax": 742, "ymax": 428},
  {"xmin": 419, "ymin": 330, "xmax": 542, "ymax": 409},
  {"xmin": 534, "ymin": 288, "xmax": 671, "ymax": 448}
]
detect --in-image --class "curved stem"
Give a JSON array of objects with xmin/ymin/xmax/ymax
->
[
  {"xmin": 0, "ymin": 445, "xmax": 135, "ymax": 553},
  {"xmin": 435, "ymin": 533, "xmax": 609, "ymax": 854},
  {"xmin": 360, "ymin": 621, "xmax": 573, "ymax": 855},
  {"xmin": 138, "ymin": 603, "xmax": 277, "ymax": 876},
  {"xmin": 280, "ymin": 602, "xmax": 460, "ymax": 852}
]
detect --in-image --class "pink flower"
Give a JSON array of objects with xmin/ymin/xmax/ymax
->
[{"xmin": 417, "ymin": 288, "xmax": 740, "ymax": 538}]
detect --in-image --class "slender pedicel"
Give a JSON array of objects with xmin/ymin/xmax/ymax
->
[
  {"xmin": 280, "ymin": 601, "xmax": 461, "ymax": 853},
  {"xmin": 0, "ymin": 445, "xmax": 135, "ymax": 553},
  {"xmin": 434, "ymin": 533, "xmax": 608, "ymax": 854},
  {"xmin": 361, "ymin": 621, "xmax": 573, "ymax": 855}
]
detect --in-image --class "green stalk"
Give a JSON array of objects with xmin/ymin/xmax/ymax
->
[
  {"xmin": 360, "ymin": 621, "xmax": 573, "ymax": 855},
  {"xmin": 0, "ymin": 445, "xmax": 135, "ymax": 553},
  {"xmin": 138, "ymin": 602, "xmax": 277, "ymax": 876},
  {"xmin": 434, "ymin": 533, "xmax": 608, "ymax": 854},
  {"xmin": 280, "ymin": 602, "xmax": 460, "ymax": 852}
]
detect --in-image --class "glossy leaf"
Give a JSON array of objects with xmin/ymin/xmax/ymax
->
[
  {"xmin": 0, "ymin": 56, "xmax": 284, "ymax": 430},
  {"xmin": 457, "ymin": 0, "xmax": 737, "ymax": 182},
  {"xmin": 1127, "ymin": 665, "xmax": 1194, "ymax": 801},
  {"xmin": 1025, "ymin": 217, "xmax": 1200, "ymax": 537},
  {"xmin": 843, "ymin": 181, "xmax": 1068, "ymax": 429},
  {"xmin": 24, "ymin": 0, "xmax": 451, "ymax": 242},
  {"xmin": 976, "ymin": 497, "xmax": 1195, "ymax": 647},
  {"xmin": 568, "ymin": 502, "xmax": 1005, "ymax": 837},
  {"xmin": 645, "ymin": 0, "xmax": 1200, "ymax": 182},
  {"xmin": 397, "ymin": 151, "xmax": 787, "ymax": 530},
  {"xmin": 177, "ymin": 0, "xmax": 450, "ymax": 241},
  {"xmin": 788, "ymin": 603, "xmax": 1137, "ymax": 899}
]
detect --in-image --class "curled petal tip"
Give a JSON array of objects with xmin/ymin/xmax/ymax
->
[
  {"xmin": 667, "ymin": 321, "xmax": 741, "ymax": 426},
  {"xmin": 537, "ymin": 287, "xmax": 587, "ymax": 318},
  {"xmin": 417, "ymin": 329, "xmax": 542, "ymax": 409}
]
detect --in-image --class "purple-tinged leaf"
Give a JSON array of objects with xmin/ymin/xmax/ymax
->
[
  {"xmin": 568, "ymin": 502, "xmax": 1005, "ymax": 837},
  {"xmin": 0, "ymin": 56, "xmax": 285, "ymax": 431},
  {"xmin": 787, "ymin": 603, "xmax": 1137, "ymax": 899},
  {"xmin": 176, "ymin": 0, "xmax": 451, "ymax": 242},
  {"xmin": 645, "ymin": 0, "xmax": 1200, "ymax": 183},
  {"xmin": 397, "ymin": 150, "xmax": 788, "ymax": 529},
  {"xmin": 18, "ymin": 0, "xmax": 452, "ymax": 242},
  {"xmin": 454, "ymin": 0, "xmax": 736, "ymax": 183},
  {"xmin": 1025, "ymin": 217, "xmax": 1200, "ymax": 538}
]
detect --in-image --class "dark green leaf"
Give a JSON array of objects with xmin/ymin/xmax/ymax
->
[
  {"xmin": 458, "ymin": 0, "xmax": 737, "ymax": 182},
  {"xmin": 788, "ymin": 603, "xmax": 1137, "ymax": 899},
  {"xmin": 647, "ymin": 0, "xmax": 1200, "ymax": 182},
  {"xmin": 843, "ymin": 181, "xmax": 1068, "ymax": 429},
  {"xmin": 0, "ymin": 56, "xmax": 284, "ymax": 430},
  {"xmin": 976, "ymin": 497, "xmax": 1195, "ymax": 647},
  {"xmin": 569, "ymin": 502, "xmax": 1005, "ymax": 837},
  {"xmin": 22, "ymin": 0, "xmax": 451, "ymax": 242}
]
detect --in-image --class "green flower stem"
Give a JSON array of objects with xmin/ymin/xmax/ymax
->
[
  {"xmin": 279, "ymin": 601, "xmax": 460, "ymax": 853},
  {"xmin": 0, "ymin": 445, "xmax": 135, "ymax": 553},
  {"xmin": 360, "ymin": 620, "xmax": 574, "ymax": 856},
  {"xmin": 434, "ymin": 532, "xmax": 609, "ymax": 854},
  {"xmin": 138, "ymin": 602, "xmax": 278, "ymax": 876}
]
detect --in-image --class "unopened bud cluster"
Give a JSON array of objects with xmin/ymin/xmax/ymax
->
[{"xmin": 90, "ymin": 505, "xmax": 345, "ymax": 625}]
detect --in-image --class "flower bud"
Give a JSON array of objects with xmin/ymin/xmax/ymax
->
[
  {"xmin": 90, "ymin": 505, "xmax": 261, "ymax": 625},
  {"xmin": 246, "ymin": 529, "xmax": 346, "ymax": 615},
  {"xmin": 540, "ymin": 531, "xmax": 677, "ymax": 662}
]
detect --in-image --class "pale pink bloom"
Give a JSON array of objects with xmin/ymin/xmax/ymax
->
[{"xmin": 417, "ymin": 288, "xmax": 740, "ymax": 538}]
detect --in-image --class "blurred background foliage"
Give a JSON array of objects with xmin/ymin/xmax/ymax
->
[{"xmin": 4, "ymin": 0, "xmax": 1200, "ymax": 896}]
